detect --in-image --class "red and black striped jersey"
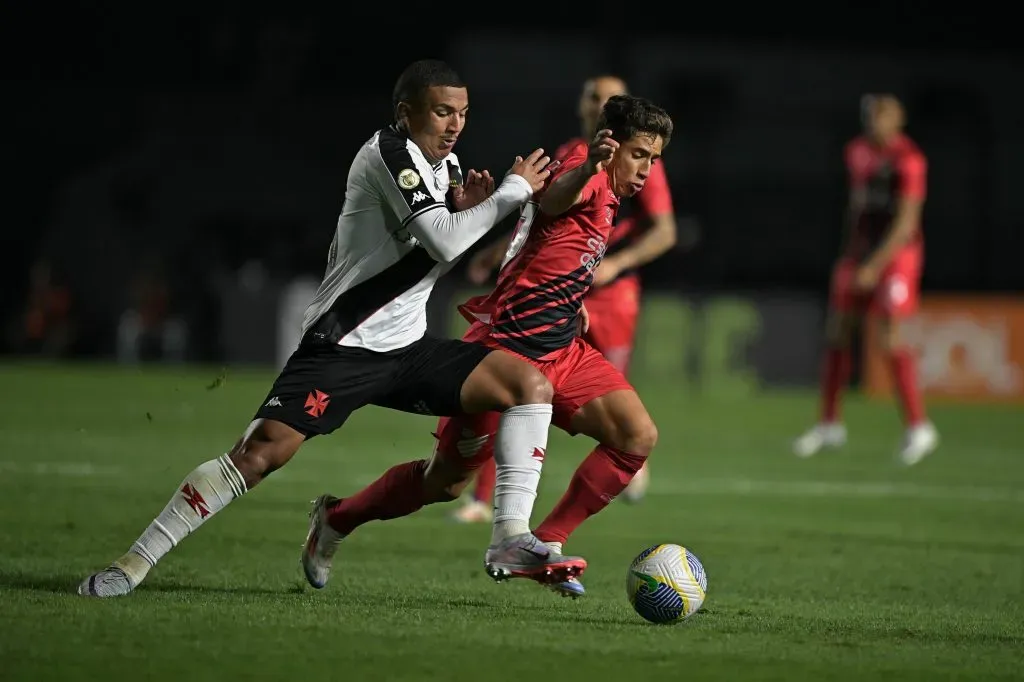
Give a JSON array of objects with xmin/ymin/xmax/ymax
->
[{"xmin": 459, "ymin": 144, "xmax": 620, "ymax": 360}]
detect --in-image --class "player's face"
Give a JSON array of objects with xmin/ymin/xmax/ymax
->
[
  {"xmin": 865, "ymin": 97, "xmax": 904, "ymax": 144},
  {"xmin": 579, "ymin": 77, "xmax": 627, "ymax": 138},
  {"xmin": 405, "ymin": 86, "xmax": 469, "ymax": 163},
  {"xmin": 608, "ymin": 133, "xmax": 664, "ymax": 198}
]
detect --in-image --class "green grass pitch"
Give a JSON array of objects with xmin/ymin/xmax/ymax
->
[{"xmin": 1, "ymin": 362, "xmax": 1022, "ymax": 681}]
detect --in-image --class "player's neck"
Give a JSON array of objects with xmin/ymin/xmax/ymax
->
[{"xmin": 872, "ymin": 132, "xmax": 901, "ymax": 149}]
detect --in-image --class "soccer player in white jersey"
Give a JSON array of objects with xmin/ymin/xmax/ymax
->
[{"xmin": 78, "ymin": 60, "xmax": 586, "ymax": 598}]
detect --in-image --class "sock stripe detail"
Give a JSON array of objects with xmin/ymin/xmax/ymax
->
[{"xmin": 217, "ymin": 454, "xmax": 247, "ymax": 496}]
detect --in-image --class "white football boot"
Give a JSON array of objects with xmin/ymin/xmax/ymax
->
[
  {"xmin": 449, "ymin": 498, "xmax": 492, "ymax": 524},
  {"xmin": 793, "ymin": 422, "xmax": 847, "ymax": 458},
  {"xmin": 898, "ymin": 422, "xmax": 939, "ymax": 466},
  {"xmin": 621, "ymin": 462, "xmax": 651, "ymax": 504},
  {"xmin": 78, "ymin": 565, "xmax": 136, "ymax": 598},
  {"xmin": 301, "ymin": 494, "xmax": 346, "ymax": 589}
]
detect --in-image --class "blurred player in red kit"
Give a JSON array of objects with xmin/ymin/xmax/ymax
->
[
  {"xmin": 325, "ymin": 95, "xmax": 674, "ymax": 597},
  {"xmin": 794, "ymin": 94, "xmax": 938, "ymax": 466},
  {"xmin": 457, "ymin": 76, "xmax": 678, "ymax": 518}
]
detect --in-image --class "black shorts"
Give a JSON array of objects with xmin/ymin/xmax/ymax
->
[{"xmin": 254, "ymin": 335, "xmax": 493, "ymax": 437}]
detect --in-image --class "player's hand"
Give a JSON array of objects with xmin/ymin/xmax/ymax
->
[
  {"xmin": 452, "ymin": 169, "xmax": 495, "ymax": 211},
  {"xmin": 593, "ymin": 258, "xmax": 623, "ymax": 287},
  {"xmin": 509, "ymin": 149, "xmax": 554, "ymax": 193},
  {"xmin": 577, "ymin": 303, "xmax": 591, "ymax": 336},
  {"xmin": 466, "ymin": 248, "xmax": 495, "ymax": 285},
  {"xmin": 584, "ymin": 129, "xmax": 618, "ymax": 176},
  {"xmin": 854, "ymin": 264, "xmax": 880, "ymax": 291}
]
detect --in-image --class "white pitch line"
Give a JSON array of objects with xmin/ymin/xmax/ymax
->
[
  {"xmin": 0, "ymin": 461, "xmax": 123, "ymax": 477},
  {"xmin": 644, "ymin": 477, "xmax": 1024, "ymax": 504},
  {"xmin": 3, "ymin": 460, "xmax": 1021, "ymax": 504}
]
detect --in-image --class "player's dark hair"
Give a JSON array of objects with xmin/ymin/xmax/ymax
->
[
  {"xmin": 598, "ymin": 95, "xmax": 673, "ymax": 147},
  {"xmin": 392, "ymin": 59, "xmax": 465, "ymax": 119}
]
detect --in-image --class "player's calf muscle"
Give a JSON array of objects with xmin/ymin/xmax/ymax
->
[
  {"xmin": 228, "ymin": 419, "xmax": 305, "ymax": 489},
  {"xmin": 424, "ymin": 456, "xmax": 473, "ymax": 502}
]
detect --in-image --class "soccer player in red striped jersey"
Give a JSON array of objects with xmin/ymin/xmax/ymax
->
[
  {"xmin": 326, "ymin": 95, "xmax": 673, "ymax": 596},
  {"xmin": 793, "ymin": 94, "xmax": 938, "ymax": 465},
  {"xmin": 458, "ymin": 76, "xmax": 677, "ymax": 516}
]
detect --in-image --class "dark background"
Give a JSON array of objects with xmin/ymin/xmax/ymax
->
[{"xmin": 5, "ymin": 4, "xmax": 1022, "ymax": 364}]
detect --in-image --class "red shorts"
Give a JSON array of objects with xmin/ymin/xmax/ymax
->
[
  {"xmin": 582, "ymin": 275, "xmax": 641, "ymax": 374},
  {"xmin": 433, "ymin": 322, "xmax": 634, "ymax": 470},
  {"xmin": 830, "ymin": 245, "xmax": 922, "ymax": 318}
]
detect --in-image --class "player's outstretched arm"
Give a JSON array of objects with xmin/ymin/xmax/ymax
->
[
  {"xmin": 539, "ymin": 130, "xmax": 617, "ymax": 216},
  {"xmin": 406, "ymin": 150, "xmax": 552, "ymax": 264}
]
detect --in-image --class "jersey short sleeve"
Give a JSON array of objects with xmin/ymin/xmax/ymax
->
[
  {"xmin": 896, "ymin": 150, "xmax": 927, "ymax": 201},
  {"xmin": 372, "ymin": 127, "xmax": 445, "ymax": 226},
  {"xmin": 634, "ymin": 161, "xmax": 674, "ymax": 216},
  {"xmin": 554, "ymin": 139, "xmax": 586, "ymax": 163}
]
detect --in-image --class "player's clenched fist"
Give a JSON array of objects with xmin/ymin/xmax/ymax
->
[
  {"xmin": 584, "ymin": 129, "xmax": 618, "ymax": 175},
  {"xmin": 509, "ymin": 148, "xmax": 554, "ymax": 193}
]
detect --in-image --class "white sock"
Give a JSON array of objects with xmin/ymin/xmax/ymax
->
[
  {"xmin": 115, "ymin": 455, "xmax": 247, "ymax": 584},
  {"xmin": 490, "ymin": 403, "xmax": 552, "ymax": 545}
]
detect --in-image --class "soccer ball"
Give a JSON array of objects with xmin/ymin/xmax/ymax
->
[{"xmin": 626, "ymin": 544, "xmax": 708, "ymax": 624}]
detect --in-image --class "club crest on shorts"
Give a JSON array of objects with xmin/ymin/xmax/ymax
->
[{"xmin": 398, "ymin": 168, "xmax": 421, "ymax": 190}]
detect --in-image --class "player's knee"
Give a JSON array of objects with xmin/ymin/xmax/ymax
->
[
  {"xmin": 490, "ymin": 363, "xmax": 553, "ymax": 409},
  {"xmin": 875, "ymin": 320, "xmax": 901, "ymax": 353},
  {"xmin": 228, "ymin": 419, "xmax": 304, "ymax": 488},
  {"xmin": 511, "ymin": 368, "xmax": 554, "ymax": 406},
  {"xmin": 615, "ymin": 414, "xmax": 658, "ymax": 457}
]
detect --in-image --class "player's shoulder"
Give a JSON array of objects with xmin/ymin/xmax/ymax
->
[
  {"xmin": 368, "ymin": 125, "xmax": 433, "ymax": 169},
  {"xmin": 844, "ymin": 134, "xmax": 873, "ymax": 157},
  {"xmin": 844, "ymin": 135, "xmax": 874, "ymax": 172},
  {"xmin": 893, "ymin": 134, "xmax": 926, "ymax": 162},
  {"xmin": 555, "ymin": 137, "xmax": 587, "ymax": 162}
]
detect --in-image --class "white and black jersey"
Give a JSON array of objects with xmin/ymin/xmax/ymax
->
[{"xmin": 301, "ymin": 124, "xmax": 533, "ymax": 353}]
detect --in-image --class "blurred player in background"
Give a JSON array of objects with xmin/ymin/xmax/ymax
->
[
  {"xmin": 78, "ymin": 60, "xmax": 584, "ymax": 597},
  {"xmin": 794, "ymin": 94, "xmax": 938, "ymax": 466},
  {"xmin": 325, "ymin": 95, "xmax": 674, "ymax": 597},
  {"xmin": 457, "ymin": 75, "xmax": 678, "ymax": 519}
]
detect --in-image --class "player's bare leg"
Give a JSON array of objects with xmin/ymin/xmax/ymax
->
[
  {"xmin": 79, "ymin": 419, "xmax": 305, "ymax": 597},
  {"xmin": 794, "ymin": 312, "xmax": 855, "ymax": 457},
  {"xmin": 876, "ymin": 316, "xmax": 938, "ymax": 465},
  {"xmin": 533, "ymin": 389, "xmax": 657, "ymax": 597}
]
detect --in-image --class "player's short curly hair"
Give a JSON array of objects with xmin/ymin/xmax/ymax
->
[
  {"xmin": 392, "ymin": 59, "xmax": 466, "ymax": 118},
  {"xmin": 598, "ymin": 95, "xmax": 673, "ymax": 147}
]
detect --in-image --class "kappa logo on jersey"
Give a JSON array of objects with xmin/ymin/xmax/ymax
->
[
  {"xmin": 580, "ymin": 236, "xmax": 608, "ymax": 272},
  {"xmin": 304, "ymin": 389, "xmax": 330, "ymax": 418},
  {"xmin": 410, "ymin": 191, "xmax": 429, "ymax": 204},
  {"xmin": 397, "ymin": 168, "xmax": 421, "ymax": 190}
]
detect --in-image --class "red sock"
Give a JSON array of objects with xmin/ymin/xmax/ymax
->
[
  {"xmin": 821, "ymin": 347, "xmax": 851, "ymax": 423},
  {"xmin": 534, "ymin": 446, "xmax": 647, "ymax": 545},
  {"xmin": 473, "ymin": 458, "xmax": 495, "ymax": 503},
  {"xmin": 890, "ymin": 348, "xmax": 926, "ymax": 426},
  {"xmin": 326, "ymin": 460, "xmax": 427, "ymax": 535}
]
